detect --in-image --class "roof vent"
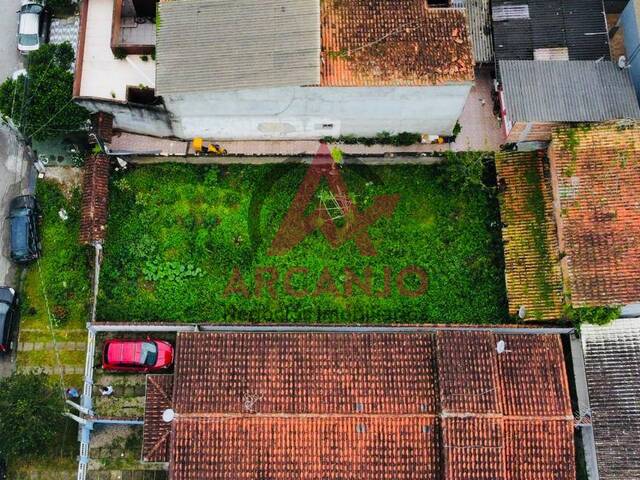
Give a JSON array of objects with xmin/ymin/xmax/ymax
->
[
  {"xmin": 162, "ymin": 408, "xmax": 175, "ymax": 423},
  {"xmin": 356, "ymin": 423, "xmax": 367, "ymax": 433},
  {"xmin": 355, "ymin": 402, "xmax": 364, "ymax": 412},
  {"xmin": 497, "ymin": 340, "xmax": 506, "ymax": 354}
]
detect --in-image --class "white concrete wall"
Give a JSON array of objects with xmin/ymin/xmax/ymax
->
[{"xmin": 163, "ymin": 85, "xmax": 472, "ymax": 140}]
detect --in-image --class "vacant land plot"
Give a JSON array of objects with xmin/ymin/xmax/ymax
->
[{"xmin": 99, "ymin": 161, "xmax": 507, "ymax": 323}]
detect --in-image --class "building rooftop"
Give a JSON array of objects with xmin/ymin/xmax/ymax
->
[
  {"xmin": 320, "ymin": 1, "xmax": 474, "ymax": 86},
  {"xmin": 548, "ymin": 123, "xmax": 640, "ymax": 307},
  {"xmin": 495, "ymin": 150, "xmax": 564, "ymax": 320},
  {"xmin": 452, "ymin": 0, "xmax": 493, "ymax": 63},
  {"xmin": 500, "ymin": 60, "xmax": 640, "ymax": 123},
  {"xmin": 143, "ymin": 330, "xmax": 574, "ymax": 480},
  {"xmin": 75, "ymin": 0, "xmax": 156, "ymax": 101},
  {"xmin": 581, "ymin": 319, "xmax": 640, "ymax": 480},
  {"xmin": 492, "ymin": 0, "xmax": 610, "ymax": 65},
  {"xmin": 79, "ymin": 154, "xmax": 110, "ymax": 245},
  {"xmin": 155, "ymin": 0, "xmax": 474, "ymax": 95},
  {"xmin": 156, "ymin": 0, "xmax": 321, "ymax": 95}
]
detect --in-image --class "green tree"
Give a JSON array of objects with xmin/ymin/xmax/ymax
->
[
  {"xmin": 0, "ymin": 42, "xmax": 89, "ymax": 141},
  {"xmin": 0, "ymin": 372, "xmax": 65, "ymax": 460}
]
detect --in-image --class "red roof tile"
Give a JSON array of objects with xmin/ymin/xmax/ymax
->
[
  {"xmin": 79, "ymin": 153, "xmax": 110, "ymax": 245},
  {"xmin": 171, "ymin": 416, "xmax": 440, "ymax": 480},
  {"xmin": 436, "ymin": 331, "xmax": 501, "ymax": 414},
  {"xmin": 173, "ymin": 332, "xmax": 438, "ymax": 415},
  {"xmin": 549, "ymin": 123, "xmax": 640, "ymax": 306},
  {"xmin": 320, "ymin": 1, "xmax": 474, "ymax": 86},
  {"xmin": 142, "ymin": 375, "xmax": 173, "ymax": 462},
  {"xmin": 442, "ymin": 417, "xmax": 505, "ymax": 480},
  {"xmin": 144, "ymin": 331, "xmax": 575, "ymax": 480},
  {"xmin": 504, "ymin": 420, "xmax": 575, "ymax": 480},
  {"xmin": 495, "ymin": 151, "xmax": 565, "ymax": 320},
  {"xmin": 496, "ymin": 334, "xmax": 572, "ymax": 417}
]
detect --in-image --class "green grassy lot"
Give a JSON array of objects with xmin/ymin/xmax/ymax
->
[
  {"xmin": 99, "ymin": 160, "xmax": 508, "ymax": 323},
  {"xmin": 10, "ymin": 180, "xmax": 90, "ymax": 478}
]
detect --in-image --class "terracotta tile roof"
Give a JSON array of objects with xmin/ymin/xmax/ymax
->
[
  {"xmin": 436, "ymin": 331, "xmax": 502, "ymax": 414},
  {"xmin": 548, "ymin": 123, "xmax": 640, "ymax": 306},
  {"xmin": 142, "ymin": 375, "xmax": 173, "ymax": 462},
  {"xmin": 320, "ymin": 1, "xmax": 474, "ymax": 86},
  {"xmin": 172, "ymin": 416, "xmax": 440, "ymax": 480},
  {"xmin": 442, "ymin": 417, "xmax": 505, "ymax": 480},
  {"xmin": 496, "ymin": 334, "xmax": 572, "ymax": 417},
  {"xmin": 504, "ymin": 420, "xmax": 575, "ymax": 479},
  {"xmin": 79, "ymin": 153, "xmax": 110, "ymax": 245},
  {"xmin": 144, "ymin": 331, "xmax": 575, "ymax": 479},
  {"xmin": 173, "ymin": 332, "xmax": 438, "ymax": 415},
  {"xmin": 495, "ymin": 151, "xmax": 565, "ymax": 320}
]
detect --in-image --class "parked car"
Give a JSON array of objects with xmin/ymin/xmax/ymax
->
[
  {"xmin": 8, "ymin": 195, "xmax": 41, "ymax": 264},
  {"xmin": 17, "ymin": 1, "xmax": 50, "ymax": 54},
  {"xmin": 0, "ymin": 287, "xmax": 18, "ymax": 355},
  {"xmin": 102, "ymin": 338, "xmax": 174, "ymax": 372}
]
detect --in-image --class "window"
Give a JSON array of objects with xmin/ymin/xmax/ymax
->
[
  {"xmin": 140, "ymin": 342, "xmax": 158, "ymax": 366},
  {"xmin": 126, "ymin": 86, "xmax": 158, "ymax": 105}
]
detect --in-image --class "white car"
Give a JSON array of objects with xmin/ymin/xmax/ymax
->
[{"xmin": 17, "ymin": 1, "xmax": 49, "ymax": 54}]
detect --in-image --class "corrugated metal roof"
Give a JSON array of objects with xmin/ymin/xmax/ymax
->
[
  {"xmin": 582, "ymin": 319, "xmax": 640, "ymax": 480},
  {"xmin": 492, "ymin": 0, "xmax": 610, "ymax": 78},
  {"xmin": 156, "ymin": 0, "xmax": 321, "ymax": 95},
  {"xmin": 500, "ymin": 60, "xmax": 640, "ymax": 122},
  {"xmin": 493, "ymin": 0, "xmax": 610, "ymax": 67},
  {"xmin": 452, "ymin": 0, "xmax": 493, "ymax": 63}
]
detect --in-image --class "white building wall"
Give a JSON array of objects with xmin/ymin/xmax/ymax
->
[{"xmin": 163, "ymin": 85, "xmax": 472, "ymax": 140}]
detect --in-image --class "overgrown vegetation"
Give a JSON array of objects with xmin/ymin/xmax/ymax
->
[
  {"xmin": 566, "ymin": 305, "xmax": 620, "ymax": 328},
  {"xmin": 99, "ymin": 160, "xmax": 507, "ymax": 323},
  {"xmin": 0, "ymin": 43, "xmax": 89, "ymax": 140},
  {"xmin": 113, "ymin": 47, "xmax": 128, "ymax": 60},
  {"xmin": 322, "ymin": 131, "xmax": 422, "ymax": 146},
  {"xmin": 20, "ymin": 180, "xmax": 90, "ymax": 327},
  {"xmin": 524, "ymin": 163, "xmax": 556, "ymax": 311},
  {"xmin": 46, "ymin": 0, "xmax": 77, "ymax": 17},
  {"xmin": 0, "ymin": 373, "xmax": 65, "ymax": 461}
]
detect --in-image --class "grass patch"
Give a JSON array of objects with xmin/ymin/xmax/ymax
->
[
  {"xmin": 99, "ymin": 161, "xmax": 507, "ymax": 323},
  {"xmin": 19, "ymin": 180, "xmax": 90, "ymax": 330}
]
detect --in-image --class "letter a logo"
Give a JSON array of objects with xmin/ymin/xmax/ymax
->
[{"xmin": 269, "ymin": 144, "xmax": 399, "ymax": 256}]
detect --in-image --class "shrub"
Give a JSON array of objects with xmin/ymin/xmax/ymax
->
[
  {"xmin": 0, "ymin": 43, "xmax": 89, "ymax": 140},
  {"xmin": 567, "ymin": 306, "xmax": 620, "ymax": 328},
  {"xmin": 113, "ymin": 47, "xmax": 128, "ymax": 60},
  {"xmin": 0, "ymin": 372, "xmax": 65, "ymax": 460}
]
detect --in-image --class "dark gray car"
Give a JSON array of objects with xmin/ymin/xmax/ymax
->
[
  {"xmin": 8, "ymin": 195, "xmax": 41, "ymax": 264},
  {"xmin": 0, "ymin": 287, "xmax": 17, "ymax": 354}
]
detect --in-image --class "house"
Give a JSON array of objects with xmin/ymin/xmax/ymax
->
[
  {"xmin": 548, "ymin": 123, "xmax": 640, "ymax": 316},
  {"xmin": 496, "ymin": 122, "xmax": 640, "ymax": 319},
  {"xmin": 497, "ymin": 60, "xmax": 640, "ymax": 143},
  {"xmin": 142, "ymin": 330, "xmax": 576, "ymax": 479},
  {"xmin": 495, "ymin": 150, "xmax": 564, "ymax": 320},
  {"xmin": 73, "ymin": 0, "xmax": 475, "ymax": 141},
  {"xmin": 581, "ymin": 319, "xmax": 640, "ymax": 480},
  {"xmin": 492, "ymin": 0, "xmax": 610, "ymax": 64}
]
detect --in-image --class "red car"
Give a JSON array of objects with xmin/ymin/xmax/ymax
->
[{"xmin": 102, "ymin": 338, "xmax": 174, "ymax": 372}]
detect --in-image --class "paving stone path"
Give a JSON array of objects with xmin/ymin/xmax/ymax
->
[{"xmin": 87, "ymin": 471, "xmax": 168, "ymax": 480}]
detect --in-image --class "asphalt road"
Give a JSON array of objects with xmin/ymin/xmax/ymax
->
[{"xmin": 0, "ymin": 0, "xmax": 23, "ymax": 82}]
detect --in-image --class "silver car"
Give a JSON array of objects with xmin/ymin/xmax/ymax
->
[{"xmin": 17, "ymin": 1, "xmax": 49, "ymax": 54}]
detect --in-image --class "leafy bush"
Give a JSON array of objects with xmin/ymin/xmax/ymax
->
[
  {"xmin": 0, "ymin": 372, "xmax": 65, "ymax": 460},
  {"xmin": 322, "ymin": 131, "xmax": 422, "ymax": 146},
  {"xmin": 99, "ymin": 161, "xmax": 507, "ymax": 324},
  {"xmin": 567, "ymin": 306, "xmax": 620, "ymax": 328},
  {"xmin": 113, "ymin": 47, "xmax": 128, "ymax": 60},
  {"xmin": 45, "ymin": 0, "xmax": 77, "ymax": 16},
  {"xmin": 0, "ymin": 43, "xmax": 89, "ymax": 140}
]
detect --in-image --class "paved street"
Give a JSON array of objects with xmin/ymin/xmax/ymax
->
[
  {"xmin": 0, "ymin": 123, "xmax": 31, "ymax": 377},
  {"xmin": 0, "ymin": 0, "xmax": 23, "ymax": 82}
]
